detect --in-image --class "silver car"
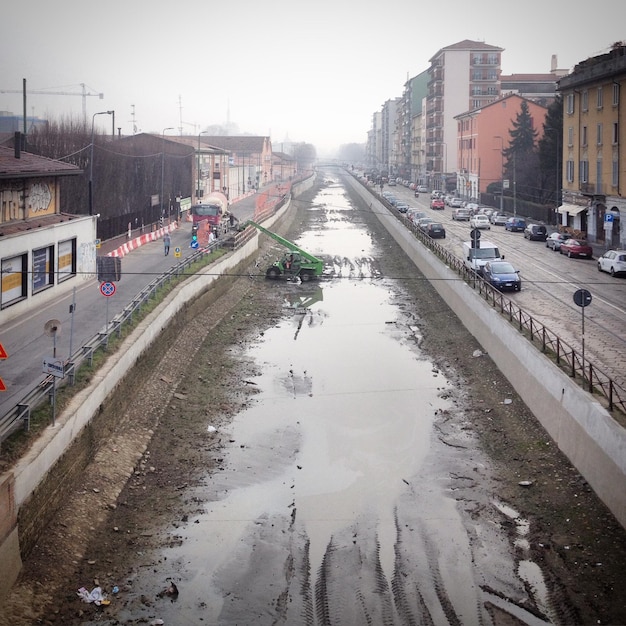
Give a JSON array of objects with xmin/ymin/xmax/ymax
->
[{"xmin": 545, "ymin": 232, "xmax": 570, "ymax": 251}]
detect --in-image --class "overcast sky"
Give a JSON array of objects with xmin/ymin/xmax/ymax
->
[{"xmin": 1, "ymin": 0, "xmax": 624, "ymax": 157}]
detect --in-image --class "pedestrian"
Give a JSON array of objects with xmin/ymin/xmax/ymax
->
[{"xmin": 163, "ymin": 232, "xmax": 171, "ymax": 256}]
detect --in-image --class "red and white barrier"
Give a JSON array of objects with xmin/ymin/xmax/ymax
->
[{"xmin": 107, "ymin": 223, "xmax": 178, "ymax": 258}]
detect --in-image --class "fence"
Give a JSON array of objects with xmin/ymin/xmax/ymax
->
[{"xmin": 383, "ymin": 194, "xmax": 625, "ymax": 418}]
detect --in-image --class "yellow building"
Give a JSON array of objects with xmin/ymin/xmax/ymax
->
[{"xmin": 557, "ymin": 43, "xmax": 626, "ymax": 248}]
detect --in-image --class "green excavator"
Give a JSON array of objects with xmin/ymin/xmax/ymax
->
[{"xmin": 246, "ymin": 220, "xmax": 324, "ymax": 281}]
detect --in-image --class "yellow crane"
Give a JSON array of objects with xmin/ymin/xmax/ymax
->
[{"xmin": 0, "ymin": 82, "xmax": 104, "ymax": 124}]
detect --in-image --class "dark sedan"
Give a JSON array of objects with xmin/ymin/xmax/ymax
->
[
  {"xmin": 422, "ymin": 222, "xmax": 446, "ymax": 239},
  {"xmin": 545, "ymin": 232, "xmax": 570, "ymax": 251},
  {"xmin": 482, "ymin": 261, "xmax": 521, "ymax": 291},
  {"xmin": 559, "ymin": 239, "xmax": 594, "ymax": 258}
]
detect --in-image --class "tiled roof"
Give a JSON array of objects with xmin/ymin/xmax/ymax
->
[
  {"xmin": 501, "ymin": 73, "xmax": 558, "ymax": 82},
  {"xmin": 0, "ymin": 212, "xmax": 86, "ymax": 238},
  {"xmin": 0, "ymin": 145, "xmax": 81, "ymax": 179},
  {"xmin": 198, "ymin": 136, "xmax": 269, "ymax": 152},
  {"xmin": 441, "ymin": 39, "xmax": 503, "ymax": 52}
]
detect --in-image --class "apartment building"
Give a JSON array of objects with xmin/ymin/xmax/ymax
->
[
  {"xmin": 455, "ymin": 94, "xmax": 548, "ymax": 200},
  {"xmin": 557, "ymin": 43, "xmax": 626, "ymax": 247},
  {"xmin": 426, "ymin": 40, "xmax": 504, "ymax": 191}
]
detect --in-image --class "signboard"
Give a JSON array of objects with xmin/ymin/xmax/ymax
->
[
  {"xmin": 43, "ymin": 357, "xmax": 65, "ymax": 378},
  {"xmin": 174, "ymin": 247, "xmax": 182, "ymax": 258},
  {"xmin": 503, "ymin": 180, "xmax": 510, "ymax": 190},
  {"xmin": 100, "ymin": 281, "xmax": 116, "ymax": 297},
  {"xmin": 604, "ymin": 213, "xmax": 614, "ymax": 232}
]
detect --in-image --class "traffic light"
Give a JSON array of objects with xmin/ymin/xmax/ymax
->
[{"xmin": 191, "ymin": 224, "xmax": 199, "ymax": 248}]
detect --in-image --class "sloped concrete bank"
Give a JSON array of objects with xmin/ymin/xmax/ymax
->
[
  {"xmin": 0, "ymin": 176, "xmax": 315, "ymax": 601},
  {"xmin": 345, "ymin": 172, "xmax": 626, "ymax": 531}
]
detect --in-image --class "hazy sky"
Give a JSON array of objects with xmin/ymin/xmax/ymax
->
[{"xmin": 1, "ymin": 0, "xmax": 624, "ymax": 156}]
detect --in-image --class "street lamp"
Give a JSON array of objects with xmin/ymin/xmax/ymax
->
[
  {"xmin": 197, "ymin": 130, "xmax": 210, "ymax": 203},
  {"xmin": 89, "ymin": 110, "xmax": 113, "ymax": 216},
  {"xmin": 494, "ymin": 136, "xmax": 504, "ymax": 214},
  {"xmin": 160, "ymin": 127, "xmax": 174, "ymax": 221}
]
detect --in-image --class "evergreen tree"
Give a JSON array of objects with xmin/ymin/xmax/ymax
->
[
  {"xmin": 537, "ymin": 96, "xmax": 563, "ymax": 205},
  {"xmin": 503, "ymin": 100, "xmax": 541, "ymax": 203}
]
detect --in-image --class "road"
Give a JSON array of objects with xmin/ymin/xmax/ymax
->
[
  {"xmin": 383, "ymin": 183, "xmax": 626, "ymax": 388},
  {"xmin": 0, "ymin": 194, "xmax": 257, "ymax": 423}
]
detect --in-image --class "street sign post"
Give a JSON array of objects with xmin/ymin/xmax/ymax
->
[{"xmin": 573, "ymin": 289, "xmax": 592, "ymax": 384}]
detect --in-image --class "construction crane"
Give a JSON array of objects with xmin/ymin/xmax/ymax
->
[{"xmin": 0, "ymin": 82, "xmax": 104, "ymax": 124}]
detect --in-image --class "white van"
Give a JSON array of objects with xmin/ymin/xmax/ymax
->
[{"xmin": 462, "ymin": 240, "xmax": 503, "ymax": 275}]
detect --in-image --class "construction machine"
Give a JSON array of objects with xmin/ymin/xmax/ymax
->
[{"xmin": 247, "ymin": 220, "xmax": 324, "ymax": 281}]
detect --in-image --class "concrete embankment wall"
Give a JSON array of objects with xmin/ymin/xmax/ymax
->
[
  {"xmin": 345, "ymin": 173, "xmax": 626, "ymax": 530},
  {"xmin": 0, "ymin": 175, "xmax": 316, "ymax": 601}
]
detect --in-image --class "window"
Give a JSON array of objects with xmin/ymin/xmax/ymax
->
[
  {"xmin": 566, "ymin": 160, "xmax": 575, "ymax": 182},
  {"xmin": 582, "ymin": 126, "xmax": 587, "ymax": 146},
  {"xmin": 32, "ymin": 246, "xmax": 55, "ymax": 293},
  {"xmin": 57, "ymin": 238, "xmax": 76, "ymax": 283},
  {"xmin": 613, "ymin": 160, "xmax": 619, "ymax": 187},
  {"xmin": 582, "ymin": 90, "xmax": 588, "ymax": 111},
  {"xmin": 579, "ymin": 160, "xmax": 589, "ymax": 183},
  {"xmin": 613, "ymin": 122, "xmax": 619, "ymax": 144},
  {"xmin": 1, "ymin": 253, "xmax": 27, "ymax": 308},
  {"xmin": 613, "ymin": 82, "xmax": 620, "ymax": 106},
  {"xmin": 597, "ymin": 86, "xmax": 603, "ymax": 109},
  {"xmin": 472, "ymin": 70, "xmax": 482, "ymax": 80},
  {"xmin": 568, "ymin": 126, "xmax": 574, "ymax": 146},
  {"xmin": 597, "ymin": 123, "xmax": 603, "ymax": 145},
  {"xmin": 596, "ymin": 160, "xmax": 602, "ymax": 193},
  {"xmin": 566, "ymin": 93, "xmax": 575, "ymax": 114}
]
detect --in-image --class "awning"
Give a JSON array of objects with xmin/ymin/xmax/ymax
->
[{"xmin": 557, "ymin": 204, "xmax": 587, "ymax": 216}]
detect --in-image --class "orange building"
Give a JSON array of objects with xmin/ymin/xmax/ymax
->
[{"xmin": 454, "ymin": 94, "xmax": 548, "ymax": 200}]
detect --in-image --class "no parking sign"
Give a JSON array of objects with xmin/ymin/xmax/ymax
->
[{"xmin": 100, "ymin": 281, "xmax": 116, "ymax": 297}]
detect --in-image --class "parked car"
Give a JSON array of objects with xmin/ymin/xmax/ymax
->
[
  {"xmin": 482, "ymin": 261, "xmax": 522, "ymax": 292},
  {"xmin": 407, "ymin": 209, "xmax": 426, "ymax": 223},
  {"xmin": 452, "ymin": 208, "xmax": 471, "ymax": 221},
  {"xmin": 597, "ymin": 249, "xmax": 626, "ymax": 276},
  {"xmin": 469, "ymin": 214, "xmax": 491, "ymax": 230},
  {"xmin": 523, "ymin": 224, "xmax": 548, "ymax": 241},
  {"xmin": 415, "ymin": 217, "xmax": 435, "ymax": 229},
  {"xmin": 559, "ymin": 239, "xmax": 594, "ymax": 258},
  {"xmin": 430, "ymin": 198, "xmax": 445, "ymax": 210},
  {"xmin": 395, "ymin": 202, "xmax": 409, "ymax": 213},
  {"xmin": 545, "ymin": 232, "xmax": 570, "ymax": 251},
  {"xmin": 490, "ymin": 212, "xmax": 508, "ymax": 225},
  {"xmin": 422, "ymin": 222, "xmax": 446, "ymax": 239},
  {"xmin": 505, "ymin": 217, "xmax": 527, "ymax": 232},
  {"xmin": 387, "ymin": 179, "xmax": 396, "ymax": 186}
]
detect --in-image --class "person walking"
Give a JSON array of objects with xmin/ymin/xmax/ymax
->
[{"xmin": 163, "ymin": 232, "xmax": 171, "ymax": 256}]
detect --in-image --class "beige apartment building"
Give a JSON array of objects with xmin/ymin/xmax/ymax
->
[
  {"xmin": 426, "ymin": 40, "xmax": 504, "ymax": 191},
  {"xmin": 557, "ymin": 44, "xmax": 626, "ymax": 247}
]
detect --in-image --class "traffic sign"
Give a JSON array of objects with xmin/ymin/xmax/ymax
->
[
  {"xmin": 0, "ymin": 378, "xmax": 6, "ymax": 392},
  {"xmin": 43, "ymin": 357, "xmax": 65, "ymax": 378},
  {"xmin": 0, "ymin": 342, "xmax": 7, "ymax": 359},
  {"xmin": 573, "ymin": 289, "xmax": 592, "ymax": 308},
  {"xmin": 604, "ymin": 213, "xmax": 614, "ymax": 222},
  {"xmin": 174, "ymin": 246, "xmax": 182, "ymax": 258},
  {"xmin": 100, "ymin": 281, "xmax": 116, "ymax": 297}
]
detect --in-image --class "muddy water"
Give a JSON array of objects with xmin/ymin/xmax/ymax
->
[{"xmin": 114, "ymin": 178, "xmax": 552, "ymax": 625}]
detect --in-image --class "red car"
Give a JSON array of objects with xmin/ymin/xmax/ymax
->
[
  {"xmin": 559, "ymin": 239, "xmax": 593, "ymax": 258},
  {"xmin": 430, "ymin": 198, "xmax": 445, "ymax": 210}
]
